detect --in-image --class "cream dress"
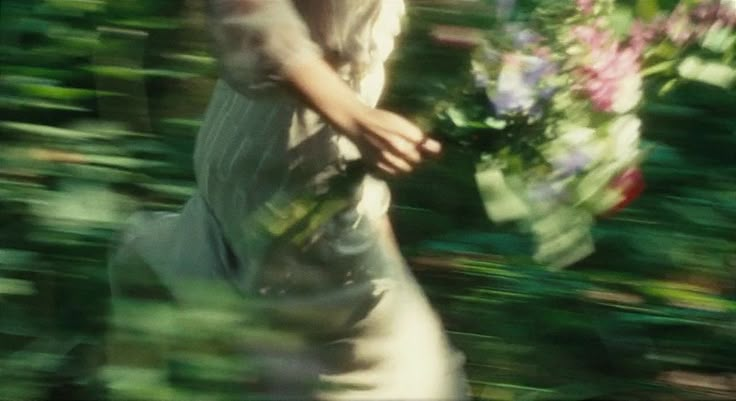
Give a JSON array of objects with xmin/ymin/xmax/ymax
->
[{"xmin": 109, "ymin": 0, "xmax": 468, "ymax": 399}]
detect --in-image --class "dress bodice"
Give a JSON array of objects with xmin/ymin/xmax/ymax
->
[{"xmin": 207, "ymin": 0, "xmax": 405, "ymax": 101}]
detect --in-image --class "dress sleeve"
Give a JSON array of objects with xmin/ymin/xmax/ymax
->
[{"xmin": 206, "ymin": 0, "xmax": 323, "ymax": 93}]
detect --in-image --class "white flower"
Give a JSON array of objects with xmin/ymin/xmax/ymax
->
[
  {"xmin": 559, "ymin": 126, "xmax": 596, "ymax": 146},
  {"xmin": 611, "ymin": 74, "xmax": 643, "ymax": 113},
  {"xmin": 608, "ymin": 114, "xmax": 641, "ymax": 161},
  {"xmin": 557, "ymin": 126, "xmax": 605, "ymax": 161}
]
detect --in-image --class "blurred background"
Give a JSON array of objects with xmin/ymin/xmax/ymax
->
[{"xmin": 1, "ymin": 0, "xmax": 735, "ymax": 400}]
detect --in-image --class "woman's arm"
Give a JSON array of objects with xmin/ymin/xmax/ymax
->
[
  {"xmin": 209, "ymin": 0, "xmax": 440, "ymax": 175},
  {"xmin": 208, "ymin": 0, "xmax": 322, "ymax": 91},
  {"xmin": 282, "ymin": 57, "xmax": 441, "ymax": 175}
]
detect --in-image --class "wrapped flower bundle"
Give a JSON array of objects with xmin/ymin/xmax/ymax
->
[
  {"xmin": 433, "ymin": 0, "xmax": 736, "ymax": 268},
  {"xmin": 436, "ymin": 0, "xmax": 649, "ymax": 267}
]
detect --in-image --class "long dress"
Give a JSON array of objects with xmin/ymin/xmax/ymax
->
[{"xmin": 108, "ymin": 0, "xmax": 469, "ymax": 399}]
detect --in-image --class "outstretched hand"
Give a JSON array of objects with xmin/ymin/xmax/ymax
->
[
  {"xmin": 282, "ymin": 55, "xmax": 441, "ymax": 176},
  {"xmin": 343, "ymin": 106, "xmax": 442, "ymax": 177}
]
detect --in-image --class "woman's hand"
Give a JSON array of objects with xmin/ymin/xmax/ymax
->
[
  {"xmin": 341, "ymin": 105, "xmax": 442, "ymax": 176},
  {"xmin": 281, "ymin": 56, "xmax": 441, "ymax": 177}
]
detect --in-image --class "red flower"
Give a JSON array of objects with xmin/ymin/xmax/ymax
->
[{"xmin": 604, "ymin": 167, "xmax": 645, "ymax": 216}]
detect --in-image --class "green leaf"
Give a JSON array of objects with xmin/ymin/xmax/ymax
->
[
  {"xmin": 87, "ymin": 66, "xmax": 197, "ymax": 80},
  {"xmin": 701, "ymin": 25, "xmax": 736, "ymax": 54},
  {"xmin": 635, "ymin": 0, "xmax": 660, "ymax": 20},
  {"xmin": 678, "ymin": 56, "xmax": 736, "ymax": 89},
  {"xmin": 484, "ymin": 117, "xmax": 508, "ymax": 130},
  {"xmin": 609, "ymin": 6, "xmax": 634, "ymax": 40},
  {"xmin": 475, "ymin": 166, "xmax": 531, "ymax": 223},
  {"xmin": 0, "ymin": 121, "xmax": 108, "ymax": 139},
  {"xmin": 642, "ymin": 102, "xmax": 704, "ymax": 118},
  {"xmin": 0, "ymin": 96, "xmax": 90, "ymax": 112},
  {"xmin": 16, "ymin": 83, "xmax": 98, "ymax": 101},
  {"xmin": 641, "ymin": 60, "xmax": 677, "ymax": 77},
  {"xmin": 0, "ymin": 278, "xmax": 35, "ymax": 296},
  {"xmin": 447, "ymin": 107, "xmax": 469, "ymax": 127},
  {"xmin": 46, "ymin": 0, "xmax": 105, "ymax": 12}
]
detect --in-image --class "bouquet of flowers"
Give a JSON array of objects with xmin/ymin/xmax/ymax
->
[{"xmin": 434, "ymin": 0, "xmax": 648, "ymax": 268}]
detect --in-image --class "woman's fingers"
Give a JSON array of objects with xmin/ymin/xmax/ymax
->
[
  {"xmin": 375, "ymin": 161, "xmax": 399, "ymax": 177},
  {"xmin": 379, "ymin": 132, "xmax": 442, "ymax": 166},
  {"xmin": 362, "ymin": 133, "xmax": 417, "ymax": 171},
  {"xmin": 373, "ymin": 111, "xmax": 442, "ymax": 158},
  {"xmin": 419, "ymin": 137, "xmax": 442, "ymax": 155},
  {"xmin": 354, "ymin": 135, "xmax": 407, "ymax": 176},
  {"xmin": 379, "ymin": 150, "xmax": 414, "ymax": 173},
  {"xmin": 386, "ymin": 136, "xmax": 423, "ymax": 163},
  {"xmin": 354, "ymin": 108, "xmax": 444, "ymax": 175},
  {"xmin": 373, "ymin": 110, "xmax": 425, "ymax": 143}
]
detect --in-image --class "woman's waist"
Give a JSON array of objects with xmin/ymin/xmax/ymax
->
[
  {"xmin": 193, "ymin": 79, "xmax": 368, "ymax": 179},
  {"xmin": 211, "ymin": 170, "xmax": 389, "ymax": 265}
]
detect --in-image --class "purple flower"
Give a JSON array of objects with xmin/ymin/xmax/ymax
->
[
  {"xmin": 516, "ymin": 30, "xmax": 539, "ymax": 47},
  {"xmin": 528, "ymin": 180, "xmax": 569, "ymax": 203},
  {"xmin": 492, "ymin": 88, "xmax": 535, "ymax": 115},
  {"xmin": 490, "ymin": 53, "xmax": 557, "ymax": 117},
  {"xmin": 523, "ymin": 56, "xmax": 557, "ymax": 87},
  {"xmin": 552, "ymin": 149, "xmax": 593, "ymax": 177},
  {"xmin": 538, "ymin": 86, "xmax": 557, "ymax": 100}
]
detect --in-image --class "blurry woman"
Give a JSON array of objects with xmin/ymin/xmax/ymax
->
[{"xmin": 108, "ymin": 0, "xmax": 468, "ymax": 399}]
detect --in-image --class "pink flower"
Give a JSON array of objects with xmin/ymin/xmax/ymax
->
[
  {"xmin": 666, "ymin": 4, "xmax": 696, "ymax": 45},
  {"xmin": 577, "ymin": 0, "xmax": 595, "ymax": 15},
  {"xmin": 690, "ymin": 0, "xmax": 736, "ymax": 34},
  {"xmin": 629, "ymin": 19, "xmax": 662, "ymax": 54},
  {"xmin": 659, "ymin": 1, "xmax": 736, "ymax": 46},
  {"xmin": 573, "ymin": 24, "xmax": 612, "ymax": 49},
  {"xmin": 572, "ymin": 24, "xmax": 643, "ymax": 113},
  {"xmin": 692, "ymin": 1, "xmax": 721, "ymax": 22},
  {"xmin": 691, "ymin": 0, "xmax": 736, "ymax": 27}
]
